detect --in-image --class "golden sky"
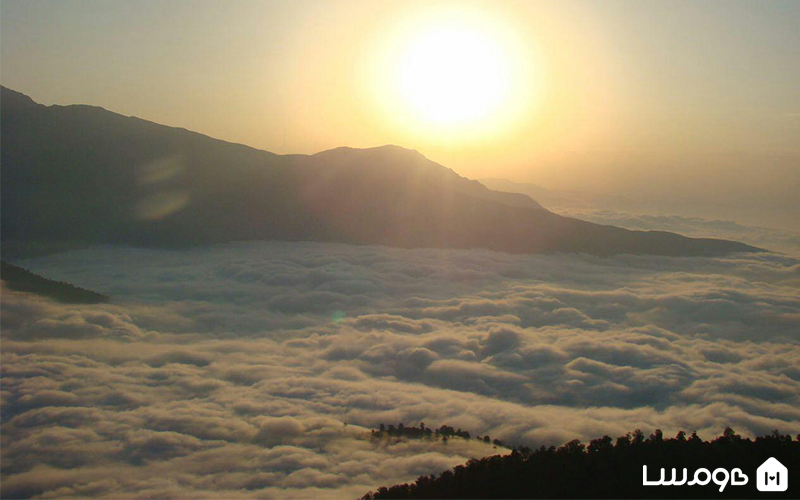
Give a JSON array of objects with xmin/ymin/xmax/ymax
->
[{"xmin": 2, "ymin": 0, "xmax": 799, "ymax": 227}]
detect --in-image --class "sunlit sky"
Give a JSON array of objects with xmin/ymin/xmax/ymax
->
[{"xmin": 2, "ymin": 0, "xmax": 799, "ymax": 228}]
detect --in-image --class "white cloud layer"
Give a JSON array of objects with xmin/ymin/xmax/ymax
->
[
  {"xmin": 2, "ymin": 242, "xmax": 800, "ymax": 498},
  {"xmin": 554, "ymin": 208, "xmax": 800, "ymax": 255}
]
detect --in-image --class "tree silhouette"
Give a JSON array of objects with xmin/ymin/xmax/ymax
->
[{"xmin": 363, "ymin": 427, "xmax": 800, "ymax": 499}]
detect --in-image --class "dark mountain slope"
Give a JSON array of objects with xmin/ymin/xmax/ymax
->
[
  {"xmin": 363, "ymin": 428, "xmax": 799, "ymax": 499},
  {"xmin": 1, "ymin": 87, "xmax": 761, "ymax": 257},
  {"xmin": 1, "ymin": 261, "xmax": 108, "ymax": 304}
]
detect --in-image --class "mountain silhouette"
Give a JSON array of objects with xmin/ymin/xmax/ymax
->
[
  {"xmin": 1, "ymin": 261, "xmax": 108, "ymax": 304},
  {"xmin": 1, "ymin": 87, "xmax": 762, "ymax": 257},
  {"xmin": 479, "ymin": 177, "xmax": 630, "ymax": 210}
]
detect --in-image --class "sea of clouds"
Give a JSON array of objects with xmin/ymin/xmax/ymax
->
[
  {"xmin": 553, "ymin": 208, "xmax": 800, "ymax": 255},
  {"xmin": 2, "ymin": 241, "xmax": 799, "ymax": 498}
]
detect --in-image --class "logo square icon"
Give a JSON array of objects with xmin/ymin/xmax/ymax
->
[{"xmin": 757, "ymin": 457, "xmax": 788, "ymax": 492}]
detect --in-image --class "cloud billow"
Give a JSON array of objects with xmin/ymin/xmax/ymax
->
[{"xmin": 2, "ymin": 242, "xmax": 799, "ymax": 498}]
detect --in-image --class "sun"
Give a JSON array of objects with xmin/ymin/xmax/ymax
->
[
  {"xmin": 397, "ymin": 22, "xmax": 511, "ymax": 126},
  {"xmin": 364, "ymin": 8, "xmax": 541, "ymax": 143}
]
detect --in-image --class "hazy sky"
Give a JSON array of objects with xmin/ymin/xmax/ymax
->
[{"xmin": 2, "ymin": 0, "xmax": 798, "ymax": 227}]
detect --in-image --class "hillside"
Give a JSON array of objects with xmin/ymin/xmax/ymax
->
[
  {"xmin": 1, "ymin": 87, "xmax": 762, "ymax": 257},
  {"xmin": 363, "ymin": 428, "xmax": 799, "ymax": 499},
  {"xmin": 0, "ymin": 261, "xmax": 108, "ymax": 303}
]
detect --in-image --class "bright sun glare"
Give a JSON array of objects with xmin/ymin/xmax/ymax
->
[
  {"xmin": 397, "ymin": 23, "xmax": 511, "ymax": 126},
  {"xmin": 367, "ymin": 9, "xmax": 540, "ymax": 143}
]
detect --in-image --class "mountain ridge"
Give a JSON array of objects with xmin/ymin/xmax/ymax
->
[
  {"xmin": 0, "ymin": 261, "xmax": 109, "ymax": 304},
  {"xmin": 0, "ymin": 86, "xmax": 762, "ymax": 257}
]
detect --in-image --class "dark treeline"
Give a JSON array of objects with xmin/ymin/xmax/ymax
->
[
  {"xmin": 1, "ymin": 261, "xmax": 109, "ymax": 304},
  {"xmin": 371, "ymin": 423, "xmax": 506, "ymax": 448},
  {"xmin": 363, "ymin": 428, "xmax": 800, "ymax": 499}
]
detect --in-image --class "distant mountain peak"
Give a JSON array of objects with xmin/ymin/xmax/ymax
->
[
  {"xmin": 314, "ymin": 144, "xmax": 424, "ymax": 159},
  {"xmin": 1, "ymin": 88, "xmax": 763, "ymax": 257}
]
